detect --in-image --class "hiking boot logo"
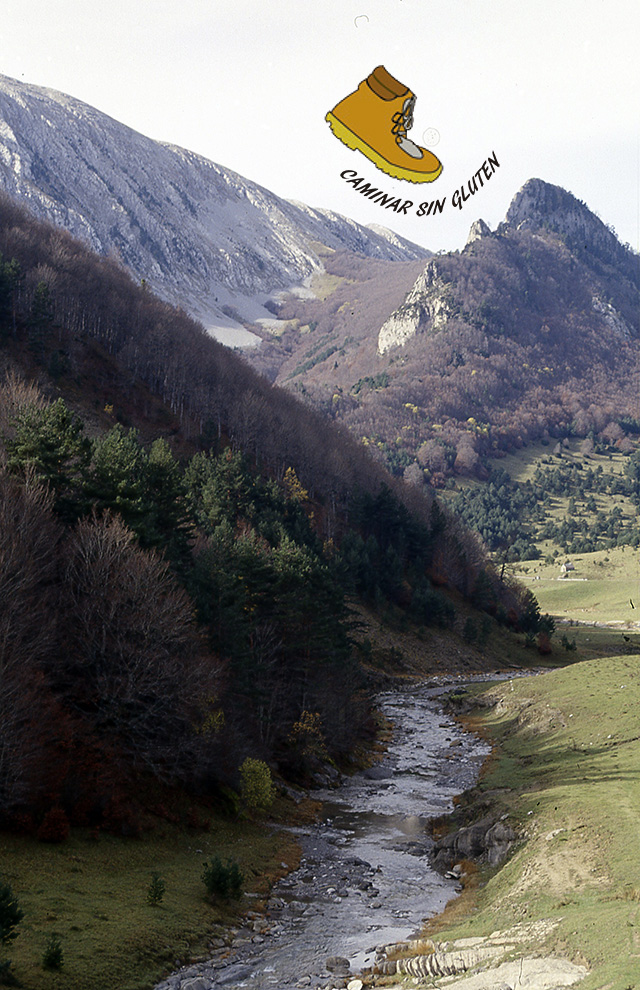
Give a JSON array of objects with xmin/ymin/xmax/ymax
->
[{"xmin": 326, "ymin": 65, "xmax": 442, "ymax": 183}]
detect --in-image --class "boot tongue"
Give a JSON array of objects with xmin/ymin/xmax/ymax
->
[{"xmin": 397, "ymin": 135, "xmax": 423, "ymax": 159}]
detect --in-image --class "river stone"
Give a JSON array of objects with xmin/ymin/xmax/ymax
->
[
  {"xmin": 180, "ymin": 978, "xmax": 210, "ymax": 990},
  {"xmin": 347, "ymin": 981, "xmax": 364, "ymax": 990},
  {"xmin": 363, "ymin": 766, "xmax": 393, "ymax": 780},
  {"xmin": 326, "ymin": 956, "xmax": 351, "ymax": 973},
  {"xmin": 215, "ymin": 963, "xmax": 254, "ymax": 985}
]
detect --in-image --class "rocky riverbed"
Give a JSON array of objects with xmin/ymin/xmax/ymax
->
[{"xmin": 154, "ymin": 681, "xmax": 492, "ymax": 990}]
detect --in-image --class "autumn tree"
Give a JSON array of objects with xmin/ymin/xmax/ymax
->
[
  {"xmin": 0, "ymin": 472, "xmax": 64, "ymax": 815},
  {"xmin": 59, "ymin": 511, "xmax": 218, "ymax": 782}
]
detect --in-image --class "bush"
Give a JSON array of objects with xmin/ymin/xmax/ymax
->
[
  {"xmin": 0, "ymin": 880, "xmax": 23, "ymax": 945},
  {"xmin": 146, "ymin": 872, "xmax": 165, "ymax": 906},
  {"xmin": 37, "ymin": 807, "xmax": 70, "ymax": 843},
  {"xmin": 202, "ymin": 857, "xmax": 243, "ymax": 901},
  {"xmin": 239, "ymin": 758, "xmax": 276, "ymax": 812},
  {"xmin": 42, "ymin": 932, "xmax": 63, "ymax": 970},
  {"xmin": 410, "ymin": 583, "xmax": 455, "ymax": 628},
  {"xmin": 462, "ymin": 617, "xmax": 478, "ymax": 644},
  {"xmin": 537, "ymin": 632, "xmax": 553, "ymax": 655},
  {"xmin": 0, "ymin": 959, "xmax": 17, "ymax": 986}
]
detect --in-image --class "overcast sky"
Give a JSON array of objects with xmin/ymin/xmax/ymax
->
[{"xmin": 1, "ymin": 0, "xmax": 638, "ymax": 253}]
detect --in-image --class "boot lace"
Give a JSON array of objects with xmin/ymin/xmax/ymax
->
[{"xmin": 391, "ymin": 95, "xmax": 416, "ymax": 140}]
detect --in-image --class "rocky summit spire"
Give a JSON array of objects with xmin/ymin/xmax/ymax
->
[
  {"xmin": 465, "ymin": 218, "xmax": 492, "ymax": 247},
  {"xmin": 503, "ymin": 178, "xmax": 635, "ymax": 274}
]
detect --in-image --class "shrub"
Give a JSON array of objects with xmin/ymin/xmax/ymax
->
[
  {"xmin": 37, "ymin": 807, "xmax": 70, "ymax": 843},
  {"xmin": 462, "ymin": 617, "xmax": 478, "ymax": 644},
  {"xmin": 42, "ymin": 932, "xmax": 63, "ymax": 970},
  {"xmin": 0, "ymin": 880, "xmax": 23, "ymax": 945},
  {"xmin": 239, "ymin": 758, "xmax": 276, "ymax": 812},
  {"xmin": 202, "ymin": 858, "xmax": 243, "ymax": 901},
  {"xmin": 0, "ymin": 881, "xmax": 23, "ymax": 987},
  {"xmin": 537, "ymin": 632, "xmax": 553, "ymax": 655},
  {"xmin": 0, "ymin": 959, "xmax": 17, "ymax": 986},
  {"xmin": 146, "ymin": 872, "xmax": 165, "ymax": 906}
]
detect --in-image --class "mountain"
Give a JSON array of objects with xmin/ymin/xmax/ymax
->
[
  {"xmin": 0, "ymin": 73, "xmax": 430, "ymax": 347},
  {"xmin": 249, "ymin": 179, "xmax": 640, "ymax": 481}
]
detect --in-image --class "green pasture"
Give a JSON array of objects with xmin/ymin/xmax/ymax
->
[
  {"xmin": 496, "ymin": 437, "xmax": 632, "ymax": 483},
  {"xmin": 428, "ymin": 655, "xmax": 640, "ymax": 988},
  {"xmin": 514, "ymin": 545, "xmax": 639, "ymax": 631},
  {"xmin": 0, "ymin": 805, "xmax": 301, "ymax": 990}
]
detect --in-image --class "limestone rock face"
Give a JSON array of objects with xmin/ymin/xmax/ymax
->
[
  {"xmin": 378, "ymin": 260, "xmax": 451, "ymax": 353},
  {"xmin": 591, "ymin": 294, "xmax": 633, "ymax": 341},
  {"xmin": 504, "ymin": 177, "xmax": 633, "ymax": 271}
]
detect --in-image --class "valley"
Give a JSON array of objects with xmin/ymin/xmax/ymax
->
[{"xmin": 0, "ymin": 69, "xmax": 637, "ymax": 990}]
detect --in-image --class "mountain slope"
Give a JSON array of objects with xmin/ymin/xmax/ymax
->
[
  {"xmin": 250, "ymin": 179, "xmax": 640, "ymax": 480},
  {"xmin": 0, "ymin": 73, "xmax": 430, "ymax": 346}
]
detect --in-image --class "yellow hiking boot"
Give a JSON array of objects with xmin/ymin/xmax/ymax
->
[{"xmin": 326, "ymin": 65, "xmax": 442, "ymax": 183}]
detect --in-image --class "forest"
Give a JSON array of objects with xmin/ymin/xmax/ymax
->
[
  {"xmin": 450, "ymin": 446, "xmax": 640, "ymax": 563},
  {"xmin": 0, "ymin": 192, "xmax": 537, "ymax": 837},
  {"xmin": 249, "ymin": 209, "xmax": 640, "ymax": 485}
]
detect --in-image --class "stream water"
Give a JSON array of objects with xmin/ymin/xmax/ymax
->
[{"xmin": 155, "ymin": 681, "xmax": 491, "ymax": 990}]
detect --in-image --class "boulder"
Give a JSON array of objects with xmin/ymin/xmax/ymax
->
[
  {"xmin": 326, "ymin": 955, "xmax": 351, "ymax": 974},
  {"xmin": 432, "ymin": 816, "xmax": 517, "ymax": 870}
]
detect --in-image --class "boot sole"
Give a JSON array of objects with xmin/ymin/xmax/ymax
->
[{"xmin": 326, "ymin": 112, "xmax": 442, "ymax": 184}]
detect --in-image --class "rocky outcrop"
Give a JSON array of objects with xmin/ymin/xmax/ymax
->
[
  {"xmin": 380, "ymin": 941, "xmax": 511, "ymax": 978},
  {"xmin": 591, "ymin": 294, "xmax": 633, "ymax": 341},
  {"xmin": 503, "ymin": 177, "xmax": 636, "ymax": 278},
  {"xmin": 376, "ymin": 923, "xmax": 588, "ymax": 989},
  {"xmin": 431, "ymin": 814, "xmax": 518, "ymax": 870},
  {"xmin": 465, "ymin": 218, "xmax": 492, "ymax": 246},
  {"xmin": 377, "ymin": 259, "xmax": 452, "ymax": 353}
]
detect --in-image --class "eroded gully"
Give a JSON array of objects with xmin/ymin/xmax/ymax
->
[{"xmin": 155, "ymin": 680, "xmax": 491, "ymax": 990}]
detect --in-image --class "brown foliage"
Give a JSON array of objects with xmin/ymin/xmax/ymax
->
[
  {"xmin": 60, "ymin": 511, "xmax": 220, "ymax": 782},
  {"xmin": 37, "ymin": 806, "xmax": 71, "ymax": 843},
  {"xmin": 0, "ymin": 471, "xmax": 67, "ymax": 815}
]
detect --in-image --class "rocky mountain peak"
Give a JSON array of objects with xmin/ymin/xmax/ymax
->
[
  {"xmin": 505, "ymin": 178, "xmax": 581, "ymax": 228},
  {"xmin": 503, "ymin": 178, "xmax": 634, "ymax": 271},
  {"xmin": 465, "ymin": 218, "xmax": 492, "ymax": 247}
]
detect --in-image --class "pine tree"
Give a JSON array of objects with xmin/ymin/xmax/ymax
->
[{"xmin": 6, "ymin": 397, "xmax": 90, "ymax": 521}]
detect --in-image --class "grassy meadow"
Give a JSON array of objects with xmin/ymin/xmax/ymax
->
[
  {"xmin": 514, "ymin": 544, "xmax": 639, "ymax": 648},
  {"xmin": 0, "ymin": 802, "xmax": 305, "ymax": 990},
  {"xmin": 420, "ymin": 655, "xmax": 640, "ymax": 988}
]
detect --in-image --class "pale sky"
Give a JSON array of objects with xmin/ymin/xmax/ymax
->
[{"xmin": 1, "ymin": 0, "xmax": 638, "ymax": 253}]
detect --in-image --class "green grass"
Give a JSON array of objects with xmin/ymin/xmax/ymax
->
[
  {"xmin": 497, "ymin": 438, "xmax": 632, "ymax": 484},
  {"xmin": 0, "ymin": 806, "xmax": 302, "ymax": 990},
  {"xmin": 513, "ymin": 545, "xmax": 640, "ymax": 649},
  {"xmin": 425, "ymin": 655, "xmax": 640, "ymax": 988},
  {"xmin": 450, "ymin": 438, "xmax": 639, "ymax": 563}
]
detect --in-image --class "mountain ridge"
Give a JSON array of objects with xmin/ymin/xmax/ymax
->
[{"xmin": 0, "ymin": 72, "xmax": 430, "ymax": 346}]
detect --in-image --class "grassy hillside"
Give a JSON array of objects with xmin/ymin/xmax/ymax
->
[
  {"xmin": 401, "ymin": 655, "xmax": 640, "ymax": 989},
  {"xmin": 515, "ymin": 545, "xmax": 638, "ymax": 625}
]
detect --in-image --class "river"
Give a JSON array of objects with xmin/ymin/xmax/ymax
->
[{"xmin": 155, "ymin": 680, "xmax": 491, "ymax": 990}]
